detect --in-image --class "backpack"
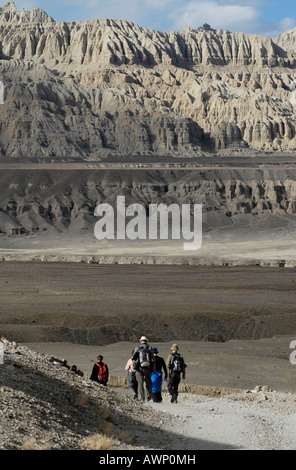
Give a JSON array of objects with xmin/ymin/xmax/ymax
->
[
  {"xmin": 151, "ymin": 371, "xmax": 163, "ymax": 393},
  {"xmin": 170, "ymin": 353, "xmax": 183, "ymax": 373},
  {"xmin": 97, "ymin": 362, "xmax": 108, "ymax": 383},
  {"xmin": 138, "ymin": 345, "xmax": 151, "ymax": 368}
]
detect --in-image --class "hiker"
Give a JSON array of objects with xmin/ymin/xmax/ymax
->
[
  {"xmin": 151, "ymin": 348, "xmax": 167, "ymax": 403},
  {"xmin": 90, "ymin": 355, "xmax": 109, "ymax": 386},
  {"xmin": 166, "ymin": 344, "xmax": 187, "ymax": 403},
  {"xmin": 125, "ymin": 349, "xmax": 138, "ymax": 400},
  {"xmin": 132, "ymin": 336, "xmax": 155, "ymax": 402}
]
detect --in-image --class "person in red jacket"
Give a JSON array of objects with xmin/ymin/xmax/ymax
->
[{"xmin": 90, "ymin": 355, "xmax": 109, "ymax": 386}]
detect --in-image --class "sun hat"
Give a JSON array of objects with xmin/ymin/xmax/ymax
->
[
  {"xmin": 171, "ymin": 343, "xmax": 179, "ymax": 351},
  {"xmin": 139, "ymin": 336, "xmax": 148, "ymax": 342}
]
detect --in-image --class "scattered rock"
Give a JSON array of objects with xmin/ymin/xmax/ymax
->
[
  {"xmin": 1, "ymin": 339, "xmax": 296, "ymax": 450},
  {"xmin": 0, "ymin": 339, "xmax": 179, "ymax": 450}
]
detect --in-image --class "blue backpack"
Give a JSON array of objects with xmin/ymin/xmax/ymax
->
[{"xmin": 151, "ymin": 371, "xmax": 163, "ymax": 393}]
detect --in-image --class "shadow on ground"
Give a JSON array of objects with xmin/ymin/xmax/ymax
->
[{"xmin": 0, "ymin": 356, "xmax": 236, "ymax": 450}]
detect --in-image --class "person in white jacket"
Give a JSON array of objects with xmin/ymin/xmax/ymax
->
[{"xmin": 125, "ymin": 349, "xmax": 138, "ymax": 400}]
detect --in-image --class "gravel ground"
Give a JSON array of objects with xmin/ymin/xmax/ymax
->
[
  {"xmin": 0, "ymin": 339, "xmax": 181, "ymax": 451},
  {"xmin": 146, "ymin": 391, "xmax": 296, "ymax": 450},
  {"xmin": 1, "ymin": 339, "xmax": 296, "ymax": 451}
]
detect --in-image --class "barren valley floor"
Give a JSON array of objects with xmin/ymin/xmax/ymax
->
[{"xmin": 1, "ymin": 262, "xmax": 296, "ymax": 393}]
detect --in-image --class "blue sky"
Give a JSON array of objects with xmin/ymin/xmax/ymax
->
[{"xmin": 4, "ymin": 0, "xmax": 296, "ymax": 37}]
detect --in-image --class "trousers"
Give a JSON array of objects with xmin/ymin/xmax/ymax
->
[
  {"xmin": 168, "ymin": 372, "xmax": 181, "ymax": 401},
  {"xmin": 136, "ymin": 368, "xmax": 152, "ymax": 401},
  {"xmin": 128, "ymin": 371, "xmax": 138, "ymax": 398}
]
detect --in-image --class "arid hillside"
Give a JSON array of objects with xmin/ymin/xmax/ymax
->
[{"xmin": 1, "ymin": 2, "xmax": 296, "ymax": 159}]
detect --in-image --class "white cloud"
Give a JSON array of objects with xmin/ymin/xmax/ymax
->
[
  {"xmin": 7, "ymin": 0, "xmax": 296, "ymax": 36},
  {"xmin": 167, "ymin": 0, "xmax": 296, "ymax": 36},
  {"xmin": 279, "ymin": 17, "xmax": 296, "ymax": 31},
  {"xmin": 169, "ymin": 1, "xmax": 261, "ymax": 32},
  {"xmin": 267, "ymin": 17, "xmax": 296, "ymax": 37},
  {"xmin": 143, "ymin": 0, "xmax": 179, "ymax": 9}
]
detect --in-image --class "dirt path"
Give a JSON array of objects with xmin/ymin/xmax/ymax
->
[{"xmin": 144, "ymin": 391, "xmax": 296, "ymax": 450}]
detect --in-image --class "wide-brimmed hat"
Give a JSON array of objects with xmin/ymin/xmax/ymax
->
[
  {"xmin": 152, "ymin": 348, "xmax": 159, "ymax": 354},
  {"xmin": 171, "ymin": 343, "xmax": 179, "ymax": 351},
  {"xmin": 139, "ymin": 336, "xmax": 148, "ymax": 342}
]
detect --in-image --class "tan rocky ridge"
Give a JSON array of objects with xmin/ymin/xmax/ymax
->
[{"xmin": 1, "ymin": 2, "xmax": 296, "ymax": 159}]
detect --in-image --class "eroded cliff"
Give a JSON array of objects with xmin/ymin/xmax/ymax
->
[
  {"xmin": 1, "ymin": 167, "xmax": 295, "ymax": 237},
  {"xmin": 1, "ymin": 3, "xmax": 296, "ymax": 158}
]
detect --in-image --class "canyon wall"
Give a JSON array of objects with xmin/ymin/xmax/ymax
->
[
  {"xmin": 1, "ymin": 168, "xmax": 295, "ymax": 236},
  {"xmin": 1, "ymin": 3, "xmax": 296, "ymax": 158}
]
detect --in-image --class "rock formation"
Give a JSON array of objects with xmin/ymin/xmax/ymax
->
[
  {"xmin": 1, "ymin": 167, "xmax": 296, "ymax": 236},
  {"xmin": 0, "ymin": 1, "xmax": 53, "ymax": 24},
  {"xmin": 0, "ymin": 2, "xmax": 296, "ymax": 158}
]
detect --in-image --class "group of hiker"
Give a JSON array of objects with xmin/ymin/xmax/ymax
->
[{"xmin": 90, "ymin": 336, "xmax": 187, "ymax": 404}]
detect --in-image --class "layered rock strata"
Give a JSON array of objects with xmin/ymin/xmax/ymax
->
[
  {"xmin": 0, "ymin": 168, "xmax": 295, "ymax": 236},
  {"xmin": 1, "ymin": 3, "xmax": 296, "ymax": 158}
]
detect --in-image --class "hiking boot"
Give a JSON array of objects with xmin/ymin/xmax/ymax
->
[{"xmin": 171, "ymin": 394, "xmax": 177, "ymax": 403}]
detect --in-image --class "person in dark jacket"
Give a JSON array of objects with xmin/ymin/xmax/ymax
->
[
  {"xmin": 166, "ymin": 344, "xmax": 187, "ymax": 403},
  {"xmin": 151, "ymin": 348, "xmax": 167, "ymax": 403},
  {"xmin": 90, "ymin": 355, "xmax": 109, "ymax": 386}
]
